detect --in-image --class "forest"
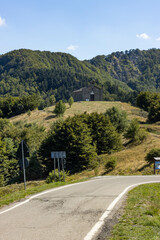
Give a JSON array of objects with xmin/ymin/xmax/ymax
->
[
  {"xmin": 0, "ymin": 48, "xmax": 160, "ymax": 105},
  {"xmin": 1, "ymin": 48, "xmax": 160, "ymax": 186}
]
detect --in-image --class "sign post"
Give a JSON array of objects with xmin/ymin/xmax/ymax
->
[
  {"xmin": 21, "ymin": 140, "xmax": 26, "ymax": 190},
  {"xmin": 17, "ymin": 140, "xmax": 29, "ymax": 190},
  {"xmin": 51, "ymin": 151, "xmax": 66, "ymax": 182},
  {"xmin": 54, "ymin": 157, "xmax": 56, "ymax": 181}
]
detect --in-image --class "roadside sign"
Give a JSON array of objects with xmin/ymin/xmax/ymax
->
[
  {"xmin": 155, "ymin": 161, "xmax": 160, "ymax": 170},
  {"xmin": 17, "ymin": 141, "xmax": 29, "ymax": 159},
  {"xmin": 18, "ymin": 158, "xmax": 29, "ymax": 169},
  {"xmin": 51, "ymin": 151, "xmax": 66, "ymax": 182},
  {"xmin": 51, "ymin": 152, "xmax": 56, "ymax": 158},
  {"xmin": 154, "ymin": 157, "xmax": 160, "ymax": 174},
  {"xmin": 51, "ymin": 151, "xmax": 66, "ymax": 159}
]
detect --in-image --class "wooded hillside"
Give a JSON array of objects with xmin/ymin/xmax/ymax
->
[{"xmin": 1, "ymin": 48, "xmax": 160, "ymax": 103}]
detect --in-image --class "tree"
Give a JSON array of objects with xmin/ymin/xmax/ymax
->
[
  {"xmin": 0, "ymin": 137, "xmax": 19, "ymax": 186},
  {"xmin": 148, "ymin": 101, "xmax": 160, "ymax": 123},
  {"xmin": 86, "ymin": 113, "xmax": 122, "ymax": 154},
  {"xmin": 49, "ymin": 95, "xmax": 56, "ymax": 105},
  {"xmin": 53, "ymin": 100, "xmax": 66, "ymax": 117},
  {"xmin": 105, "ymin": 107, "xmax": 128, "ymax": 133},
  {"xmin": 68, "ymin": 97, "xmax": 74, "ymax": 108},
  {"xmin": 137, "ymin": 91, "xmax": 160, "ymax": 123},
  {"xmin": 38, "ymin": 117, "xmax": 97, "ymax": 174},
  {"xmin": 136, "ymin": 92, "xmax": 152, "ymax": 111},
  {"xmin": 124, "ymin": 119, "xmax": 140, "ymax": 140},
  {"xmin": 124, "ymin": 119, "xmax": 147, "ymax": 143},
  {"xmin": 70, "ymin": 113, "xmax": 122, "ymax": 154},
  {"xmin": 145, "ymin": 148, "xmax": 160, "ymax": 164}
]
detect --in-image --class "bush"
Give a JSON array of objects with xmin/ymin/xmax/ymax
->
[
  {"xmin": 46, "ymin": 169, "xmax": 68, "ymax": 183},
  {"xmin": 105, "ymin": 156, "xmax": 117, "ymax": 170},
  {"xmin": 68, "ymin": 97, "xmax": 74, "ymax": 108},
  {"xmin": 53, "ymin": 100, "xmax": 66, "ymax": 117},
  {"xmin": 85, "ymin": 112, "xmax": 122, "ymax": 154},
  {"xmin": 148, "ymin": 101, "xmax": 160, "ymax": 123},
  {"xmin": 124, "ymin": 119, "xmax": 147, "ymax": 144},
  {"xmin": 145, "ymin": 148, "xmax": 160, "ymax": 164},
  {"xmin": 134, "ymin": 128, "xmax": 148, "ymax": 144},
  {"xmin": 105, "ymin": 107, "xmax": 128, "ymax": 133}
]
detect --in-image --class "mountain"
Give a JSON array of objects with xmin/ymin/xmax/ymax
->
[
  {"xmin": 89, "ymin": 48, "xmax": 160, "ymax": 92},
  {"xmin": 0, "ymin": 48, "xmax": 160, "ymax": 103}
]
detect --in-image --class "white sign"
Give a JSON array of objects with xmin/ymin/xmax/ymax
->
[{"xmin": 51, "ymin": 151, "xmax": 66, "ymax": 159}]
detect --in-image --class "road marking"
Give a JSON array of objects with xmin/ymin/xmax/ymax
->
[
  {"xmin": 1, "ymin": 176, "xmax": 160, "ymax": 222},
  {"xmin": 0, "ymin": 176, "xmax": 121, "ymax": 215},
  {"xmin": 84, "ymin": 180, "xmax": 160, "ymax": 240}
]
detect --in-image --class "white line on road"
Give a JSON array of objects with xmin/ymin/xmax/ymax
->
[
  {"xmin": 0, "ymin": 176, "xmax": 121, "ymax": 215},
  {"xmin": 83, "ymin": 180, "xmax": 160, "ymax": 240}
]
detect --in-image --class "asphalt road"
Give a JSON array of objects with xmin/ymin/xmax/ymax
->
[{"xmin": 1, "ymin": 175, "xmax": 160, "ymax": 240}]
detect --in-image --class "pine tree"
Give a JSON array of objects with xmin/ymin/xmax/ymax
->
[
  {"xmin": 68, "ymin": 97, "xmax": 74, "ymax": 108},
  {"xmin": 53, "ymin": 100, "xmax": 66, "ymax": 117}
]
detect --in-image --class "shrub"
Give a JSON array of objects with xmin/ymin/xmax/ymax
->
[
  {"xmin": 105, "ymin": 156, "xmax": 117, "ymax": 170},
  {"xmin": 145, "ymin": 148, "xmax": 160, "ymax": 164},
  {"xmin": 148, "ymin": 101, "xmax": 160, "ymax": 123},
  {"xmin": 68, "ymin": 97, "xmax": 74, "ymax": 108},
  {"xmin": 105, "ymin": 107, "xmax": 128, "ymax": 133},
  {"xmin": 53, "ymin": 100, "xmax": 66, "ymax": 117},
  {"xmin": 46, "ymin": 169, "xmax": 68, "ymax": 183},
  {"xmin": 133, "ymin": 128, "xmax": 148, "ymax": 144},
  {"xmin": 124, "ymin": 119, "xmax": 147, "ymax": 144},
  {"xmin": 85, "ymin": 112, "xmax": 122, "ymax": 154}
]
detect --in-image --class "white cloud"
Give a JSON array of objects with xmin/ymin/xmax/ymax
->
[
  {"xmin": 0, "ymin": 16, "xmax": 6, "ymax": 26},
  {"xmin": 156, "ymin": 37, "xmax": 160, "ymax": 41},
  {"xmin": 67, "ymin": 45, "xmax": 79, "ymax": 51},
  {"xmin": 136, "ymin": 33, "xmax": 150, "ymax": 39}
]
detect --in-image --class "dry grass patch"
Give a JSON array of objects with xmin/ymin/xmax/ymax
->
[
  {"xmin": 10, "ymin": 101, "xmax": 147, "ymax": 129},
  {"xmin": 102, "ymin": 133, "xmax": 160, "ymax": 175}
]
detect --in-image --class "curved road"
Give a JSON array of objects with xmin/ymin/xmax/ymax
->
[{"xmin": 1, "ymin": 175, "xmax": 160, "ymax": 240}]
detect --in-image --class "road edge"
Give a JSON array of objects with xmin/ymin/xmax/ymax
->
[{"xmin": 83, "ymin": 180, "xmax": 160, "ymax": 240}]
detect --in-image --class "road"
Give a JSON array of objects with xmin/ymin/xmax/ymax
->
[{"xmin": 1, "ymin": 175, "xmax": 160, "ymax": 240}]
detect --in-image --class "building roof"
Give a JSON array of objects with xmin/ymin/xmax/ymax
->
[
  {"xmin": 73, "ymin": 87, "xmax": 86, "ymax": 93},
  {"xmin": 73, "ymin": 85, "xmax": 102, "ymax": 93}
]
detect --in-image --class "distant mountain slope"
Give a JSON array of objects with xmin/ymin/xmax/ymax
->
[
  {"xmin": 89, "ymin": 48, "xmax": 160, "ymax": 92},
  {"xmin": 0, "ymin": 48, "xmax": 160, "ymax": 103}
]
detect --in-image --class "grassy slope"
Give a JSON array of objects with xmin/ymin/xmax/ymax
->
[
  {"xmin": 109, "ymin": 183, "xmax": 160, "ymax": 240},
  {"xmin": 10, "ymin": 101, "xmax": 147, "ymax": 129},
  {"xmin": 9, "ymin": 101, "xmax": 160, "ymax": 175}
]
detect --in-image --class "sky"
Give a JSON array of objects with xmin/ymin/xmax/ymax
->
[{"xmin": 0, "ymin": 0, "xmax": 160, "ymax": 60}]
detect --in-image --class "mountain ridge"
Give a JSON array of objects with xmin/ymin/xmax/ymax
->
[{"xmin": 0, "ymin": 48, "xmax": 160, "ymax": 103}]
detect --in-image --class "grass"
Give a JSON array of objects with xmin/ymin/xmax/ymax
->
[
  {"xmin": 0, "ymin": 170, "xmax": 96, "ymax": 208},
  {"xmin": 109, "ymin": 183, "xmax": 160, "ymax": 240},
  {"xmin": 4, "ymin": 101, "xmax": 160, "ymax": 208},
  {"xmin": 101, "ymin": 132, "xmax": 160, "ymax": 176},
  {"xmin": 0, "ymin": 181, "xmax": 66, "ymax": 208},
  {"xmin": 10, "ymin": 101, "xmax": 147, "ymax": 129}
]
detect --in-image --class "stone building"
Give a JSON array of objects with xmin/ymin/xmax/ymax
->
[{"xmin": 73, "ymin": 84, "xmax": 103, "ymax": 102}]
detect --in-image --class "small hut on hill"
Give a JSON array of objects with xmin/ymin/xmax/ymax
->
[{"xmin": 73, "ymin": 84, "xmax": 103, "ymax": 102}]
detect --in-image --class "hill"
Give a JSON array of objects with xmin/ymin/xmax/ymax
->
[
  {"xmin": 10, "ymin": 101, "xmax": 160, "ymax": 176},
  {"xmin": 10, "ymin": 101, "xmax": 147, "ymax": 129},
  {"xmin": 1, "ymin": 48, "xmax": 160, "ymax": 104}
]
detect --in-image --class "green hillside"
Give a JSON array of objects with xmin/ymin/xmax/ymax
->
[
  {"xmin": 89, "ymin": 48, "xmax": 160, "ymax": 92},
  {"xmin": 0, "ymin": 49, "xmax": 132, "ymax": 102},
  {"xmin": 1, "ymin": 48, "xmax": 160, "ymax": 104}
]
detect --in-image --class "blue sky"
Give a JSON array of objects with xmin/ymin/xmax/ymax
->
[{"xmin": 0, "ymin": 0, "xmax": 160, "ymax": 60}]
